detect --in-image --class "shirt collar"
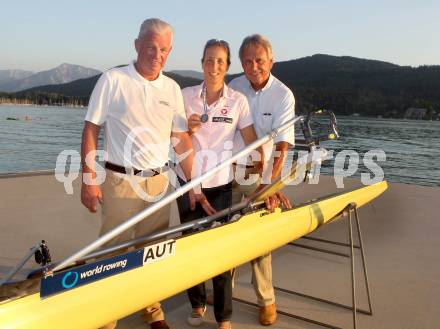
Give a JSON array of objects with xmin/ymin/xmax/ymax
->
[
  {"xmin": 128, "ymin": 61, "xmax": 164, "ymax": 89},
  {"xmin": 197, "ymin": 82, "xmax": 232, "ymax": 99},
  {"xmin": 247, "ymin": 73, "xmax": 274, "ymax": 93},
  {"xmin": 222, "ymin": 83, "xmax": 233, "ymax": 99}
]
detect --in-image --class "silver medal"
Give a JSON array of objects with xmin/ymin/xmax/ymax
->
[{"xmin": 200, "ymin": 114, "xmax": 209, "ymax": 123}]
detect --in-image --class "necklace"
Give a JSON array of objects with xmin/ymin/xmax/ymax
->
[{"xmin": 201, "ymin": 83, "xmax": 223, "ymax": 123}]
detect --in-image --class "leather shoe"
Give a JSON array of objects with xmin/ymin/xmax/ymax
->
[
  {"xmin": 150, "ymin": 320, "xmax": 170, "ymax": 329},
  {"xmin": 259, "ymin": 303, "xmax": 277, "ymax": 326}
]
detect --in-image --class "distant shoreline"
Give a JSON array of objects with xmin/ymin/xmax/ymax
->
[
  {"xmin": 0, "ymin": 103, "xmax": 86, "ymax": 109},
  {"xmin": 1, "ymin": 104, "xmax": 439, "ymax": 121}
]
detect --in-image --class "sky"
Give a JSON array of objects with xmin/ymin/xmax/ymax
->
[{"xmin": 1, "ymin": 0, "xmax": 439, "ymax": 74}]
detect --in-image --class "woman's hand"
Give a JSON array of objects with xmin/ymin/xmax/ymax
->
[
  {"xmin": 189, "ymin": 188, "xmax": 217, "ymax": 216},
  {"xmin": 188, "ymin": 114, "xmax": 202, "ymax": 134}
]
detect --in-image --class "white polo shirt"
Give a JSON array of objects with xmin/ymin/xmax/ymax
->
[
  {"xmin": 230, "ymin": 74, "xmax": 295, "ymax": 167},
  {"xmin": 85, "ymin": 62, "xmax": 188, "ymax": 170},
  {"xmin": 176, "ymin": 83, "xmax": 253, "ymax": 188}
]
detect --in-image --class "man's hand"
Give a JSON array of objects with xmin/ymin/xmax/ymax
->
[
  {"xmin": 188, "ymin": 188, "xmax": 216, "ymax": 216},
  {"xmin": 81, "ymin": 183, "xmax": 103, "ymax": 212},
  {"xmin": 264, "ymin": 191, "xmax": 292, "ymax": 210},
  {"xmin": 188, "ymin": 114, "xmax": 202, "ymax": 134},
  {"xmin": 277, "ymin": 191, "xmax": 292, "ymax": 209},
  {"xmin": 81, "ymin": 121, "xmax": 102, "ymax": 212}
]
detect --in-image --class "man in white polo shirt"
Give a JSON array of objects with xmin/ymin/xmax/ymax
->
[
  {"xmin": 230, "ymin": 34, "xmax": 295, "ymax": 326},
  {"xmin": 80, "ymin": 18, "xmax": 207, "ymax": 329}
]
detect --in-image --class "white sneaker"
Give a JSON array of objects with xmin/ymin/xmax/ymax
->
[{"xmin": 187, "ymin": 306, "xmax": 207, "ymax": 327}]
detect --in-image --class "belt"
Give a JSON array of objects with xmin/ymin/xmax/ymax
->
[
  {"xmin": 233, "ymin": 163, "xmax": 255, "ymax": 169},
  {"xmin": 105, "ymin": 162, "xmax": 168, "ymax": 177}
]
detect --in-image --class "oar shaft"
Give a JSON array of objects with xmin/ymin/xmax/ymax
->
[{"xmin": 78, "ymin": 200, "xmax": 249, "ymax": 262}]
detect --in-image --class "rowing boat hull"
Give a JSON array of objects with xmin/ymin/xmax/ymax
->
[{"xmin": 0, "ymin": 181, "xmax": 387, "ymax": 329}]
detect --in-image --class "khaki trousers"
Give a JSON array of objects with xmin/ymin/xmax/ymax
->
[
  {"xmin": 99, "ymin": 169, "xmax": 171, "ymax": 328},
  {"xmin": 232, "ymin": 169, "xmax": 276, "ymax": 307}
]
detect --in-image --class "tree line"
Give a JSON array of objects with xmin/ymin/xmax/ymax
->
[{"xmin": 0, "ymin": 91, "xmax": 88, "ymax": 107}]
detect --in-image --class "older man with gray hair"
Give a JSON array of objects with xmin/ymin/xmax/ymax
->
[
  {"xmin": 229, "ymin": 34, "xmax": 295, "ymax": 326},
  {"xmin": 81, "ymin": 18, "xmax": 209, "ymax": 329}
]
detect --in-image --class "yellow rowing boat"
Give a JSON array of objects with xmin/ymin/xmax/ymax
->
[{"xmin": 0, "ymin": 181, "xmax": 387, "ymax": 329}]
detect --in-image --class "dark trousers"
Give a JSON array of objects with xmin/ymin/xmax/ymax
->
[{"xmin": 176, "ymin": 177, "xmax": 233, "ymax": 322}]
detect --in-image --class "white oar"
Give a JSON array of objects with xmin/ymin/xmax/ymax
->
[{"xmin": 52, "ymin": 116, "xmax": 302, "ymax": 273}]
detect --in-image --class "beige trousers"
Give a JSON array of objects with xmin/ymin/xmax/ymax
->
[
  {"xmin": 232, "ymin": 170, "xmax": 276, "ymax": 307},
  {"xmin": 99, "ymin": 169, "xmax": 171, "ymax": 328}
]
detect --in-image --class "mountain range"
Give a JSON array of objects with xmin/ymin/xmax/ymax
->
[
  {"xmin": 267, "ymin": 54, "xmax": 440, "ymax": 116},
  {"xmin": 170, "ymin": 70, "xmax": 204, "ymax": 80},
  {"xmin": 0, "ymin": 69, "xmax": 34, "ymax": 82},
  {"xmin": 0, "ymin": 63, "xmax": 101, "ymax": 92},
  {"xmin": 3, "ymin": 54, "xmax": 440, "ymax": 117},
  {"xmin": 12, "ymin": 67, "xmax": 201, "ymax": 98}
]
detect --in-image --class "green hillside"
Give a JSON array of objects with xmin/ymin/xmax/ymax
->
[{"xmin": 271, "ymin": 54, "xmax": 440, "ymax": 117}]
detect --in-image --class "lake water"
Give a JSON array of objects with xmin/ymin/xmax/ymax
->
[{"xmin": 1, "ymin": 105, "xmax": 439, "ymax": 187}]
